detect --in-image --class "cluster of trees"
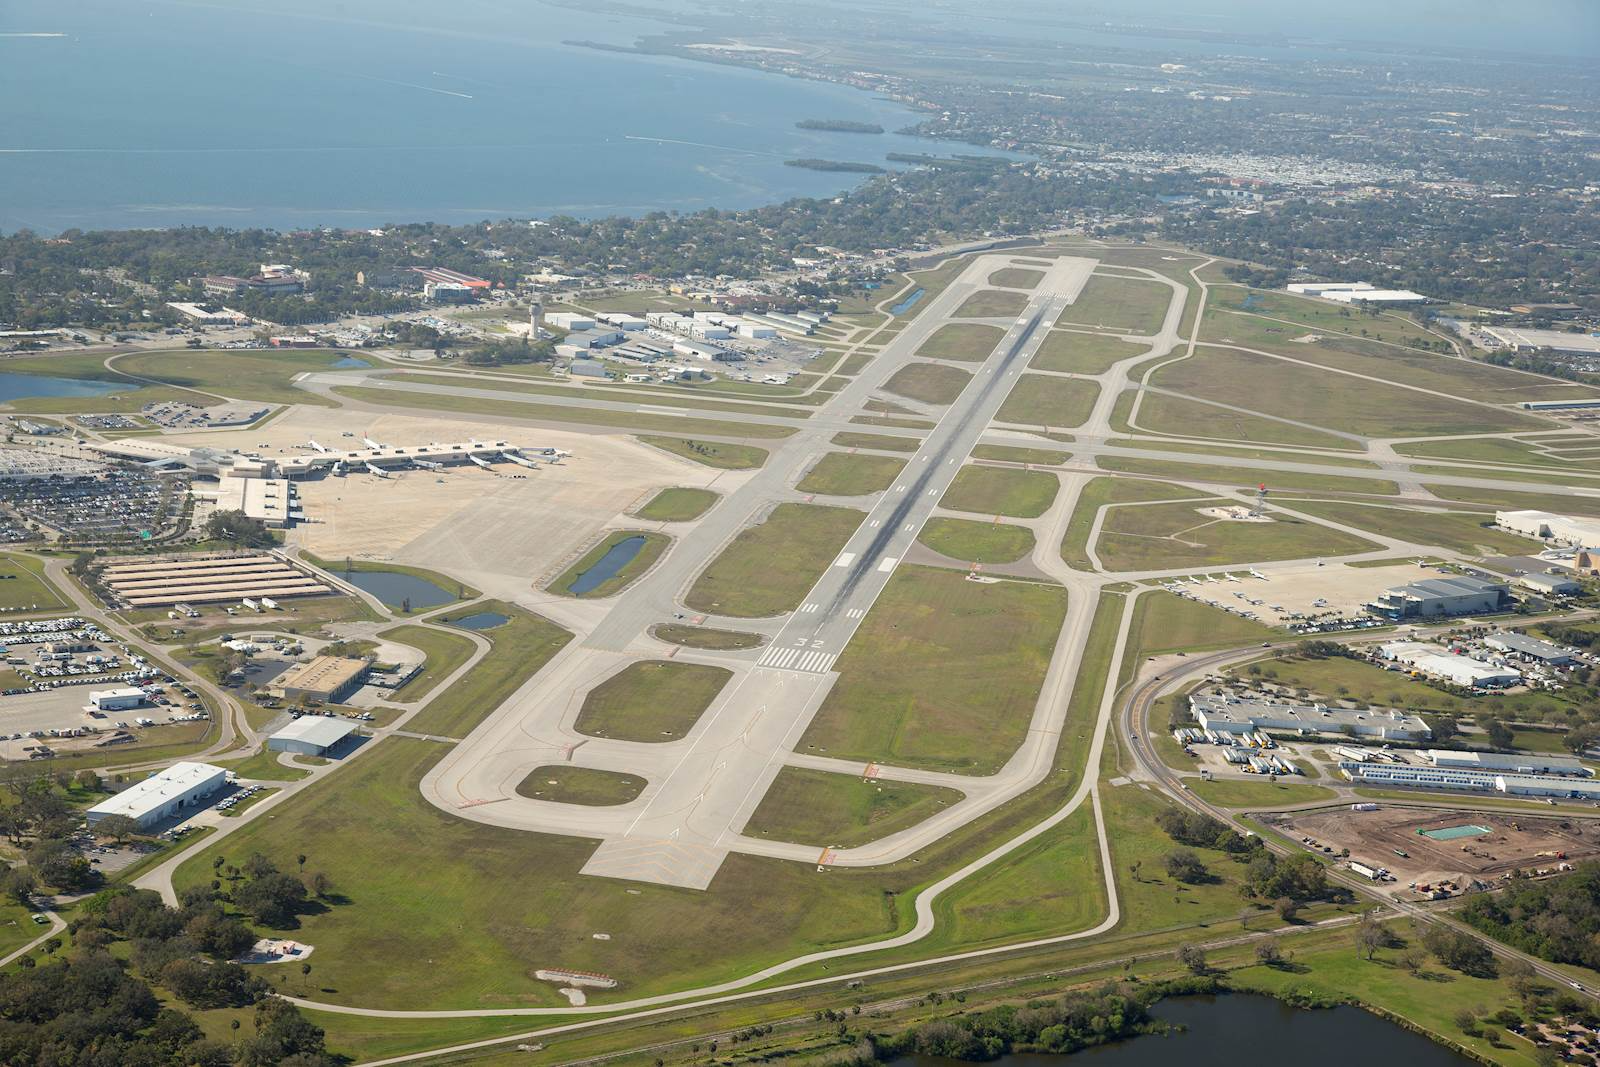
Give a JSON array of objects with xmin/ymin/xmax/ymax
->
[
  {"xmin": 206, "ymin": 853, "xmax": 325, "ymax": 928},
  {"xmin": 203, "ymin": 510, "xmax": 277, "ymax": 549},
  {"xmin": 1240, "ymin": 852, "xmax": 1331, "ymax": 905},
  {"xmin": 0, "ymin": 884, "xmax": 335, "ymax": 1065},
  {"xmin": 0, "ymin": 769, "xmax": 119, "ymax": 896},
  {"xmin": 878, "ymin": 981, "xmax": 1179, "ymax": 1060},
  {"xmin": 1154, "ymin": 808, "xmax": 1251, "ymax": 854},
  {"xmin": 1458, "ymin": 861, "xmax": 1600, "ymax": 971},
  {"xmin": 460, "ymin": 337, "xmax": 555, "ymax": 367}
]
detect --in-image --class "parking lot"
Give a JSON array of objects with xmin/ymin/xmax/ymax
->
[{"xmin": 0, "ymin": 459, "xmax": 187, "ymax": 543}]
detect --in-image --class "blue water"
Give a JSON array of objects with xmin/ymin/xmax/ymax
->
[
  {"xmin": 0, "ymin": 0, "xmax": 1007, "ymax": 234},
  {"xmin": 568, "ymin": 535, "xmax": 647, "ymax": 596},
  {"xmin": 894, "ymin": 993, "xmax": 1471, "ymax": 1067},
  {"xmin": 451, "ymin": 611, "xmax": 509, "ymax": 631},
  {"xmin": 338, "ymin": 568, "xmax": 455, "ymax": 610},
  {"xmin": 0, "ymin": 372, "xmax": 127, "ymax": 402},
  {"xmin": 889, "ymin": 289, "xmax": 927, "ymax": 316},
  {"xmin": 330, "ymin": 356, "xmax": 371, "ymax": 369}
]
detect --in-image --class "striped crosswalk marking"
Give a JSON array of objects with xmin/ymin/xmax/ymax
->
[
  {"xmin": 800, "ymin": 602, "xmax": 818, "ymax": 613},
  {"xmin": 846, "ymin": 607, "xmax": 865, "ymax": 619},
  {"xmin": 757, "ymin": 646, "xmax": 838, "ymax": 674}
]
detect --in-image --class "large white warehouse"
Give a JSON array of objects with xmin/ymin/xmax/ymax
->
[
  {"xmin": 1496, "ymin": 510, "xmax": 1600, "ymax": 548},
  {"xmin": 86, "ymin": 762, "xmax": 227, "ymax": 830},
  {"xmin": 1427, "ymin": 750, "xmax": 1590, "ymax": 777},
  {"xmin": 1378, "ymin": 641, "xmax": 1521, "ymax": 688}
]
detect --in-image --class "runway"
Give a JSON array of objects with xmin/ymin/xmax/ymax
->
[{"xmin": 420, "ymin": 253, "xmax": 1103, "ymax": 888}]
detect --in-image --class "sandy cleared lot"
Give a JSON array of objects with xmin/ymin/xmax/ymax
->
[
  {"xmin": 164, "ymin": 409, "xmax": 724, "ymax": 596},
  {"xmin": 1271, "ymin": 807, "xmax": 1600, "ymax": 891}
]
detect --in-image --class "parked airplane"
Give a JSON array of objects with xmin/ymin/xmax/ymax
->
[
  {"xmin": 308, "ymin": 439, "xmax": 328, "ymax": 453},
  {"xmin": 364, "ymin": 462, "xmax": 389, "ymax": 478},
  {"xmin": 363, "ymin": 437, "xmax": 383, "ymax": 450}
]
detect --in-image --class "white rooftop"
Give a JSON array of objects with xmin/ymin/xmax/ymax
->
[
  {"xmin": 87, "ymin": 762, "xmax": 224, "ymax": 821},
  {"xmin": 269, "ymin": 715, "xmax": 357, "ymax": 748}
]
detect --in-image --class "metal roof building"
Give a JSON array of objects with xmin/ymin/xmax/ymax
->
[
  {"xmin": 270, "ymin": 656, "xmax": 369, "ymax": 704},
  {"xmin": 86, "ymin": 762, "xmax": 227, "ymax": 829},
  {"xmin": 1368, "ymin": 575, "xmax": 1510, "ymax": 620},
  {"xmin": 1189, "ymin": 693, "xmax": 1431, "ymax": 741},
  {"xmin": 1484, "ymin": 632, "xmax": 1578, "ymax": 664},
  {"xmin": 267, "ymin": 715, "xmax": 358, "ymax": 756},
  {"xmin": 1426, "ymin": 749, "xmax": 1590, "ymax": 777}
]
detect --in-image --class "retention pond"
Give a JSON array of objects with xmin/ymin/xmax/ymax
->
[{"xmin": 892, "ymin": 994, "xmax": 1472, "ymax": 1067}]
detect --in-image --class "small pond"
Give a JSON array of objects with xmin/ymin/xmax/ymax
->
[
  {"xmin": 338, "ymin": 568, "xmax": 455, "ymax": 610},
  {"xmin": 0, "ymin": 372, "xmax": 129, "ymax": 402},
  {"xmin": 567, "ymin": 534, "xmax": 648, "ymax": 596},
  {"xmin": 890, "ymin": 288, "xmax": 927, "ymax": 316},
  {"xmin": 451, "ymin": 611, "xmax": 509, "ymax": 630},
  {"xmin": 892, "ymin": 994, "xmax": 1472, "ymax": 1067}
]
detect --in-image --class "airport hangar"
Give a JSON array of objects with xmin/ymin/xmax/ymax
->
[{"xmin": 267, "ymin": 715, "xmax": 358, "ymax": 757}]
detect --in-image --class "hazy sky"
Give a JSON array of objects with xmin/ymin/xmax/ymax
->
[{"xmin": 998, "ymin": 0, "xmax": 1600, "ymax": 58}]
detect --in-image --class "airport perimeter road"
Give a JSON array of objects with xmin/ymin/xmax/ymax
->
[{"xmin": 421, "ymin": 255, "xmax": 1102, "ymax": 889}]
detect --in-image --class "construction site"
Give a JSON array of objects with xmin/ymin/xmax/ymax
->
[{"xmin": 1270, "ymin": 806, "xmax": 1600, "ymax": 895}]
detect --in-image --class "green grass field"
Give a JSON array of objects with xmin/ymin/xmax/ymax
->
[
  {"xmin": 215, "ymin": 748, "xmax": 310, "ymax": 783},
  {"xmin": 1060, "ymin": 476, "xmax": 1203, "ymax": 570},
  {"xmin": 994, "ymin": 374, "xmax": 1099, "ymax": 428},
  {"xmin": 1128, "ymin": 591, "xmax": 1277, "ymax": 657},
  {"xmin": 987, "ymin": 267, "xmax": 1044, "ymax": 289},
  {"xmin": 1056, "ymin": 275, "xmax": 1171, "ymax": 335},
  {"xmin": 1101, "ymin": 782, "xmax": 1266, "ymax": 932},
  {"xmin": 742, "ymin": 767, "xmax": 964, "ymax": 849},
  {"xmin": 685, "ymin": 503, "xmax": 864, "ymax": 617},
  {"xmin": 632, "ymin": 487, "xmax": 719, "ymax": 522},
  {"xmin": 115, "ymin": 349, "xmax": 368, "ymax": 407},
  {"xmin": 915, "ymin": 323, "xmax": 1005, "ymax": 362},
  {"xmin": 1274, "ymin": 500, "xmax": 1545, "ymax": 556},
  {"xmin": 573, "ymin": 660, "xmax": 732, "ymax": 743},
  {"xmin": 1096, "ymin": 455, "xmax": 1400, "ymax": 496},
  {"xmin": 954, "ymin": 289, "xmax": 1028, "ymax": 318},
  {"xmin": 168, "ymin": 733, "xmax": 1073, "ymax": 1011},
  {"xmin": 402, "ymin": 602, "xmax": 571, "ymax": 736},
  {"xmin": 1184, "ymin": 776, "xmax": 1337, "ymax": 808},
  {"xmin": 650, "ymin": 624, "xmax": 765, "ymax": 651},
  {"xmin": 882, "ymin": 361, "xmax": 973, "ymax": 405},
  {"xmin": 1396, "ymin": 436, "xmax": 1600, "ymax": 470},
  {"xmin": 636, "ymin": 436, "xmax": 769, "ymax": 469},
  {"xmin": 1095, "ymin": 500, "xmax": 1378, "ymax": 571},
  {"xmin": 1029, "ymin": 331, "xmax": 1147, "ymax": 374},
  {"xmin": 550, "ymin": 531, "xmax": 669, "ymax": 598},
  {"xmin": 516, "ymin": 765, "xmax": 646, "ymax": 805},
  {"xmin": 971, "ymin": 444, "xmax": 1070, "ymax": 465},
  {"xmin": 1423, "ymin": 483, "xmax": 1600, "ymax": 517},
  {"xmin": 796, "ymin": 452, "xmax": 906, "ymax": 496},
  {"xmin": 830, "ymin": 431, "xmax": 922, "ymax": 452},
  {"xmin": 800, "ymin": 566, "xmax": 1067, "ymax": 774},
  {"xmin": 377, "ymin": 624, "xmax": 477, "ymax": 703},
  {"xmin": 1132, "ymin": 391, "xmax": 1358, "ymax": 450},
  {"xmin": 917, "ymin": 517, "xmax": 1036, "ymax": 564},
  {"xmin": 940, "ymin": 464, "xmax": 1060, "ymax": 518},
  {"xmin": 0, "ymin": 553, "xmax": 67, "ymax": 611},
  {"xmin": 1150, "ymin": 346, "xmax": 1542, "ymax": 437}
]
